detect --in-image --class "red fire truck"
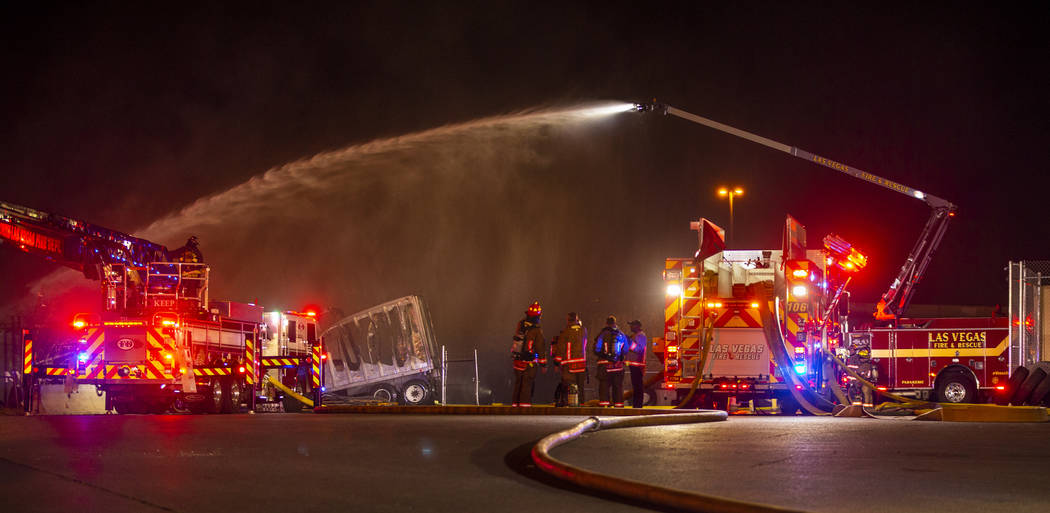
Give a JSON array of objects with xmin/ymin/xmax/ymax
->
[
  {"xmin": 1, "ymin": 200, "xmax": 321, "ymax": 414},
  {"xmin": 637, "ymin": 101, "xmax": 1025, "ymax": 409},
  {"xmin": 660, "ymin": 215, "xmax": 866, "ymax": 411}
]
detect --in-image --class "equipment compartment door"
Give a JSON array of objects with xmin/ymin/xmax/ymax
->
[{"xmin": 894, "ymin": 331, "xmax": 930, "ymax": 388}]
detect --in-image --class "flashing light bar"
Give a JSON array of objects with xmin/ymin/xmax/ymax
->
[
  {"xmin": 750, "ymin": 302, "xmax": 760, "ymax": 308},
  {"xmin": 794, "ymin": 346, "xmax": 805, "ymax": 354},
  {"xmin": 791, "ymin": 269, "xmax": 808, "ymax": 279},
  {"xmin": 876, "ymin": 386, "xmax": 888, "ymax": 391},
  {"xmin": 794, "ymin": 364, "xmax": 807, "ymax": 374},
  {"xmin": 72, "ymin": 320, "xmax": 86, "ymax": 329},
  {"xmin": 706, "ymin": 302, "xmax": 724, "ymax": 308}
]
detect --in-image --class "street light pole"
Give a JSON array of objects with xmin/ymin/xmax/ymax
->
[{"xmin": 717, "ymin": 187, "xmax": 744, "ymax": 247}]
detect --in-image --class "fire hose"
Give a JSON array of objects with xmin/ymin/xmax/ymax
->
[
  {"xmin": 264, "ymin": 375, "xmax": 314, "ymax": 408},
  {"xmin": 531, "ymin": 412, "xmax": 807, "ymax": 513},
  {"xmin": 673, "ymin": 314, "xmax": 715, "ymax": 409}
]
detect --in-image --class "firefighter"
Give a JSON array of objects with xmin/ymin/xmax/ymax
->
[
  {"xmin": 169, "ymin": 235, "xmax": 204, "ymax": 263},
  {"xmin": 625, "ymin": 320, "xmax": 647, "ymax": 408},
  {"xmin": 846, "ymin": 337, "xmax": 876, "ymax": 406},
  {"xmin": 552, "ymin": 312, "xmax": 588, "ymax": 406},
  {"xmin": 593, "ymin": 315, "xmax": 627, "ymax": 407},
  {"xmin": 510, "ymin": 301, "xmax": 546, "ymax": 407}
]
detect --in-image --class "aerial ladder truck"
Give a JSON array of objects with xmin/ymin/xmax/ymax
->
[
  {"xmin": 1, "ymin": 200, "xmax": 321, "ymax": 414},
  {"xmin": 638, "ymin": 102, "xmax": 1011, "ymax": 409}
]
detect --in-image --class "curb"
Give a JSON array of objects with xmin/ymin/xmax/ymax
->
[
  {"xmin": 914, "ymin": 404, "xmax": 1049, "ymax": 422},
  {"xmin": 314, "ymin": 404, "xmax": 706, "ymax": 416}
]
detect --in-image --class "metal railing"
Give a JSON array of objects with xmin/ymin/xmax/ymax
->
[
  {"xmin": 1009, "ymin": 261, "xmax": 1048, "ymax": 368},
  {"xmin": 0, "ymin": 317, "xmax": 24, "ymax": 409},
  {"xmin": 439, "ymin": 345, "xmax": 479, "ymax": 405}
]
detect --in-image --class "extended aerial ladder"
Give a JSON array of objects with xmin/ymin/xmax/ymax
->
[
  {"xmin": 635, "ymin": 102, "xmax": 957, "ymax": 320},
  {"xmin": 0, "ymin": 200, "xmax": 204, "ymax": 316}
]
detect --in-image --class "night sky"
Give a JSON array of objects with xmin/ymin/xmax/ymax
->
[{"xmin": 2, "ymin": 3, "xmax": 1049, "ymax": 394}]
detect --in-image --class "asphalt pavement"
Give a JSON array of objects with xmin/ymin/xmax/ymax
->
[{"xmin": 1, "ymin": 412, "xmax": 1049, "ymax": 512}]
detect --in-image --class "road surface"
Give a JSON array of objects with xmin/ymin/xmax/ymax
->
[{"xmin": 1, "ymin": 413, "xmax": 1048, "ymax": 512}]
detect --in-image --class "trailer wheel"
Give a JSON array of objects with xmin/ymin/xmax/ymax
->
[
  {"xmin": 998, "ymin": 367, "xmax": 1029, "ymax": 405},
  {"xmin": 372, "ymin": 384, "xmax": 397, "ymax": 403},
  {"xmin": 1013, "ymin": 368, "xmax": 1047, "ymax": 406},
  {"xmin": 936, "ymin": 372, "xmax": 976, "ymax": 403},
  {"xmin": 401, "ymin": 380, "xmax": 430, "ymax": 405}
]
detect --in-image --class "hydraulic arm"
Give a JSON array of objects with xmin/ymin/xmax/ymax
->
[{"xmin": 636, "ymin": 102, "xmax": 956, "ymax": 320}]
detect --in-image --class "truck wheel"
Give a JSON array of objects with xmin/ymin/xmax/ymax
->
[
  {"xmin": 208, "ymin": 378, "xmax": 224, "ymax": 413},
  {"xmin": 936, "ymin": 373, "xmax": 976, "ymax": 403},
  {"xmin": 401, "ymin": 380, "xmax": 430, "ymax": 405},
  {"xmin": 1013, "ymin": 368, "xmax": 1047, "ymax": 406},
  {"xmin": 222, "ymin": 379, "xmax": 243, "ymax": 413},
  {"xmin": 998, "ymin": 367, "xmax": 1029, "ymax": 405},
  {"xmin": 372, "ymin": 384, "xmax": 397, "ymax": 403},
  {"xmin": 1030, "ymin": 373, "xmax": 1050, "ymax": 406},
  {"xmin": 778, "ymin": 394, "xmax": 800, "ymax": 415},
  {"xmin": 148, "ymin": 397, "xmax": 172, "ymax": 414}
]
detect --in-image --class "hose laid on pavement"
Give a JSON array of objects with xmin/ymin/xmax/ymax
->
[{"xmin": 531, "ymin": 412, "xmax": 807, "ymax": 513}]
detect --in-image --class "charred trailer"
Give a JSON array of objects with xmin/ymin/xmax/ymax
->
[{"xmin": 320, "ymin": 296, "xmax": 439, "ymax": 405}]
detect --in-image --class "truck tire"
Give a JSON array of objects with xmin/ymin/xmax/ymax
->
[
  {"xmin": 373, "ymin": 384, "xmax": 397, "ymax": 403},
  {"xmin": 998, "ymin": 367, "xmax": 1029, "ymax": 405},
  {"xmin": 222, "ymin": 378, "xmax": 243, "ymax": 413},
  {"xmin": 1029, "ymin": 373, "xmax": 1050, "ymax": 406},
  {"xmin": 936, "ymin": 372, "xmax": 976, "ymax": 403},
  {"xmin": 778, "ymin": 394, "xmax": 800, "ymax": 415},
  {"xmin": 207, "ymin": 378, "xmax": 224, "ymax": 413},
  {"xmin": 1012, "ymin": 368, "xmax": 1047, "ymax": 406},
  {"xmin": 401, "ymin": 380, "xmax": 430, "ymax": 405}
]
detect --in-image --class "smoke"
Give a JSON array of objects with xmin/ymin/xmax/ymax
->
[{"xmin": 26, "ymin": 101, "xmax": 656, "ymax": 401}]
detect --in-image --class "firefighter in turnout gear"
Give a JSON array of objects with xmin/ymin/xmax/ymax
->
[
  {"xmin": 845, "ymin": 336, "xmax": 877, "ymax": 407},
  {"xmin": 511, "ymin": 301, "xmax": 546, "ymax": 407},
  {"xmin": 552, "ymin": 312, "xmax": 588, "ymax": 406},
  {"xmin": 625, "ymin": 320, "xmax": 647, "ymax": 408},
  {"xmin": 594, "ymin": 316, "xmax": 628, "ymax": 407}
]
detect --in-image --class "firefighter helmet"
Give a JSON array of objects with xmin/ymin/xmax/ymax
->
[{"xmin": 526, "ymin": 301, "xmax": 542, "ymax": 317}]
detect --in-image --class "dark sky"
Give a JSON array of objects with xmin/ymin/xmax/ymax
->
[{"xmin": 2, "ymin": 3, "xmax": 1049, "ymax": 376}]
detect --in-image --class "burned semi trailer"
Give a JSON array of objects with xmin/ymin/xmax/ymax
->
[{"xmin": 321, "ymin": 295, "xmax": 439, "ymax": 405}]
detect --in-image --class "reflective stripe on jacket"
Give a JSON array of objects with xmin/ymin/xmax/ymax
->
[{"xmin": 625, "ymin": 330, "xmax": 647, "ymax": 367}]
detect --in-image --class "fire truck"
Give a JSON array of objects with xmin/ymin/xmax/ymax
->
[
  {"xmin": 639, "ymin": 101, "xmax": 1027, "ymax": 409},
  {"xmin": 660, "ymin": 215, "xmax": 867, "ymax": 411},
  {"xmin": 1, "ymin": 200, "xmax": 321, "ymax": 414}
]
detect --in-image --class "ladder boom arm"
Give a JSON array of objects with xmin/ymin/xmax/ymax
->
[{"xmin": 637, "ymin": 102, "xmax": 957, "ymax": 319}]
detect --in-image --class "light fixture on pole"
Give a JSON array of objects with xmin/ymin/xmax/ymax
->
[{"xmin": 717, "ymin": 187, "xmax": 744, "ymax": 247}]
